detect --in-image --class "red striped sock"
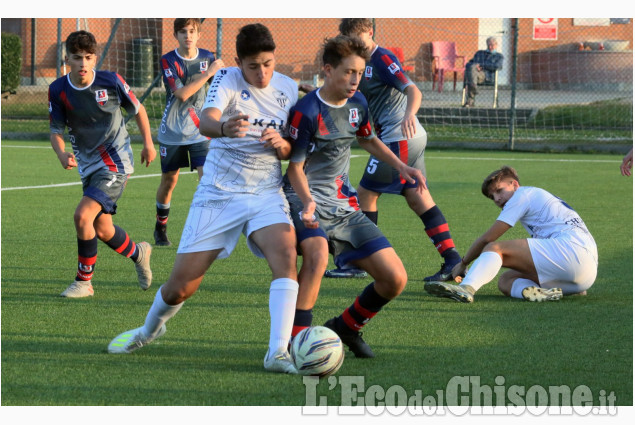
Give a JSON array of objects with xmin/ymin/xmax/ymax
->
[
  {"xmin": 76, "ymin": 237, "xmax": 98, "ymax": 281},
  {"xmin": 105, "ymin": 225, "xmax": 138, "ymax": 261},
  {"xmin": 340, "ymin": 283, "xmax": 389, "ymax": 332}
]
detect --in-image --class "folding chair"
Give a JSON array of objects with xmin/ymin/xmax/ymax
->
[{"xmin": 461, "ymin": 69, "xmax": 499, "ymax": 108}]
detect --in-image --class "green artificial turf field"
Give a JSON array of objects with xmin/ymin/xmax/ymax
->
[{"xmin": 1, "ymin": 140, "xmax": 632, "ymax": 412}]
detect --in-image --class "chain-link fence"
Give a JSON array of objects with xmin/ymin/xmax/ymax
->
[{"xmin": 1, "ymin": 18, "xmax": 632, "ymax": 151}]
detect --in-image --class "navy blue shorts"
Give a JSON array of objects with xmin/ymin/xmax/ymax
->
[
  {"xmin": 159, "ymin": 141, "xmax": 209, "ymax": 173},
  {"xmin": 359, "ymin": 135, "xmax": 427, "ymax": 195}
]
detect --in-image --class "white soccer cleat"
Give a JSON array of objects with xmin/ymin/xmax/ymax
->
[
  {"xmin": 107, "ymin": 324, "xmax": 166, "ymax": 354},
  {"xmin": 264, "ymin": 349, "xmax": 298, "ymax": 374},
  {"xmin": 60, "ymin": 280, "xmax": 94, "ymax": 298},
  {"xmin": 522, "ymin": 286, "xmax": 563, "ymax": 302},
  {"xmin": 134, "ymin": 241, "xmax": 153, "ymax": 290}
]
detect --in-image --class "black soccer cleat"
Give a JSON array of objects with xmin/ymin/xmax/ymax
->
[
  {"xmin": 153, "ymin": 228, "xmax": 172, "ymax": 247},
  {"xmin": 423, "ymin": 254, "xmax": 462, "ymax": 282},
  {"xmin": 324, "ymin": 317, "xmax": 375, "ymax": 358}
]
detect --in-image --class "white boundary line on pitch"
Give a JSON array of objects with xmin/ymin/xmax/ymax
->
[
  {"xmin": 1, "ymin": 171, "xmax": 197, "ymax": 192},
  {"xmin": 0, "ymin": 153, "xmax": 620, "ymax": 192},
  {"xmin": 1, "ymin": 145, "xmax": 52, "ymax": 149}
]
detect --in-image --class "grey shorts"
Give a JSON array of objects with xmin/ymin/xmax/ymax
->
[
  {"xmin": 81, "ymin": 168, "xmax": 129, "ymax": 215},
  {"xmin": 358, "ymin": 134, "xmax": 427, "ymax": 195},
  {"xmin": 287, "ymin": 193, "xmax": 391, "ymax": 268},
  {"xmin": 159, "ymin": 141, "xmax": 210, "ymax": 173}
]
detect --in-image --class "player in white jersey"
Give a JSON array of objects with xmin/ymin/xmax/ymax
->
[
  {"xmin": 108, "ymin": 24, "xmax": 300, "ymax": 374},
  {"xmin": 425, "ymin": 166, "xmax": 598, "ymax": 303}
]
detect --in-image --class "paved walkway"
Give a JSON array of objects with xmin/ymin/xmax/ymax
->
[{"xmin": 419, "ymin": 85, "xmax": 632, "ymax": 109}]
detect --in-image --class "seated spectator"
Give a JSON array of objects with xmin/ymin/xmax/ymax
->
[{"xmin": 464, "ymin": 36, "xmax": 503, "ymax": 107}]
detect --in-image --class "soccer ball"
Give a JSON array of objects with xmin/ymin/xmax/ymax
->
[{"xmin": 290, "ymin": 326, "xmax": 345, "ymax": 376}]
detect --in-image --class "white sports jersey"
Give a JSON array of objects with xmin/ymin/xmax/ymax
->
[
  {"xmin": 497, "ymin": 186, "xmax": 594, "ymax": 243},
  {"xmin": 200, "ymin": 67, "xmax": 298, "ymax": 194}
]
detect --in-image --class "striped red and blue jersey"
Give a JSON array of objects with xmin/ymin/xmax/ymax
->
[
  {"xmin": 159, "ymin": 48, "xmax": 216, "ymax": 145},
  {"xmin": 48, "ymin": 70, "xmax": 139, "ymax": 178},
  {"xmin": 284, "ymin": 89, "xmax": 373, "ymax": 218},
  {"xmin": 358, "ymin": 45, "xmax": 425, "ymax": 143}
]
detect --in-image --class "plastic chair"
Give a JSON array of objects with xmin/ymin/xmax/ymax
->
[
  {"xmin": 386, "ymin": 46, "xmax": 414, "ymax": 73},
  {"xmin": 461, "ymin": 69, "xmax": 499, "ymax": 108},
  {"xmin": 431, "ymin": 41, "xmax": 465, "ymax": 92}
]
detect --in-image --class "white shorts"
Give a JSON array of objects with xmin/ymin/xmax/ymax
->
[
  {"xmin": 528, "ymin": 232, "xmax": 598, "ymax": 294},
  {"xmin": 177, "ymin": 187, "xmax": 293, "ymax": 259}
]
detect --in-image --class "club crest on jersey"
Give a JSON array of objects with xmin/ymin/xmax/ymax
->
[
  {"xmin": 274, "ymin": 91, "xmax": 289, "ymax": 108},
  {"xmin": 200, "ymin": 61, "xmax": 208, "ymax": 72},
  {"xmin": 365, "ymin": 66, "xmax": 373, "ymax": 80},
  {"xmin": 388, "ymin": 62, "xmax": 400, "ymax": 75},
  {"xmin": 289, "ymin": 125, "xmax": 298, "ymax": 139},
  {"xmin": 95, "ymin": 90, "xmax": 108, "ymax": 106},
  {"xmin": 240, "ymin": 90, "xmax": 251, "ymax": 101},
  {"xmin": 349, "ymin": 108, "xmax": 359, "ymax": 127},
  {"xmin": 164, "ymin": 68, "xmax": 173, "ymax": 78}
]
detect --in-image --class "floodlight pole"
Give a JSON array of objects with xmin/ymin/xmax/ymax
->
[{"xmin": 507, "ymin": 18, "xmax": 519, "ymax": 151}]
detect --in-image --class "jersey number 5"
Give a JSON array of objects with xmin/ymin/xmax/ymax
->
[{"xmin": 366, "ymin": 158, "xmax": 379, "ymax": 174}]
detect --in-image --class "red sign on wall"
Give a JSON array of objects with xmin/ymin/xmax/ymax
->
[{"xmin": 533, "ymin": 18, "xmax": 558, "ymax": 40}]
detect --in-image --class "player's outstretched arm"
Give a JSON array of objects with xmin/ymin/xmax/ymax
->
[
  {"xmin": 452, "ymin": 220, "xmax": 511, "ymax": 278},
  {"xmin": 134, "ymin": 104, "xmax": 156, "ymax": 167},
  {"xmin": 358, "ymin": 136, "xmax": 427, "ymax": 192},
  {"xmin": 50, "ymin": 133, "xmax": 77, "ymax": 170}
]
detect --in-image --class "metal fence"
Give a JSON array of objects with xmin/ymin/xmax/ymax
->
[{"xmin": 1, "ymin": 18, "xmax": 632, "ymax": 151}]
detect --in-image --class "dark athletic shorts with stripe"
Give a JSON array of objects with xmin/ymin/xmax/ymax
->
[
  {"xmin": 81, "ymin": 168, "xmax": 129, "ymax": 215},
  {"xmin": 159, "ymin": 141, "xmax": 210, "ymax": 173},
  {"xmin": 287, "ymin": 192, "xmax": 392, "ymax": 269},
  {"xmin": 358, "ymin": 134, "xmax": 427, "ymax": 195}
]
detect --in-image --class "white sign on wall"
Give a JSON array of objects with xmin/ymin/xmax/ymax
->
[{"xmin": 533, "ymin": 18, "xmax": 558, "ymax": 40}]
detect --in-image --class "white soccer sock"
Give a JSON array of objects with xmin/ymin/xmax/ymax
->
[
  {"xmin": 460, "ymin": 251, "xmax": 503, "ymax": 292},
  {"xmin": 142, "ymin": 285, "xmax": 184, "ymax": 338},
  {"xmin": 268, "ymin": 278, "xmax": 299, "ymax": 357},
  {"xmin": 510, "ymin": 278, "xmax": 537, "ymax": 299}
]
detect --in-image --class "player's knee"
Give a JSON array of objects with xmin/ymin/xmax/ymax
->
[
  {"xmin": 483, "ymin": 241, "xmax": 502, "ymax": 254},
  {"xmin": 303, "ymin": 249, "xmax": 329, "ymax": 275},
  {"xmin": 160, "ymin": 173, "xmax": 179, "ymax": 191},
  {"xmin": 73, "ymin": 208, "xmax": 94, "ymax": 231},
  {"xmin": 377, "ymin": 267, "xmax": 408, "ymax": 299},
  {"xmin": 161, "ymin": 281, "xmax": 195, "ymax": 304}
]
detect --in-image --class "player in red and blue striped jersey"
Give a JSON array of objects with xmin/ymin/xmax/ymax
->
[
  {"xmin": 154, "ymin": 18, "xmax": 225, "ymax": 246},
  {"xmin": 284, "ymin": 35, "xmax": 425, "ymax": 358},
  {"xmin": 338, "ymin": 19, "xmax": 463, "ymax": 283},
  {"xmin": 49, "ymin": 30, "xmax": 156, "ymax": 298}
]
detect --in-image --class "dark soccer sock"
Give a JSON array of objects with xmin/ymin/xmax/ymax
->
[
  {"xmin": 76, "ymin": 237, "xmax": 98, "ymax": 281},
  {"xmin": 156, "ymin": 203, "xmax": 170, "ymax": 230},
  {"xmin": 292, "ymin": 309, "xmax": 313, "ymax": 337},
  {"xmin": 420, "ymin": 205, "xmax": 459, "ymax": 259},
  {"xmin": 105, "ymin": 225, "xmax": 139, "ymax": 262},
  {"xmin": 339, "ymin": 283, "xmax": 390, "ymax": 333},
  {"xmin": 362, "ymin": 210, "xmax": 378, "ymax": 225}
]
